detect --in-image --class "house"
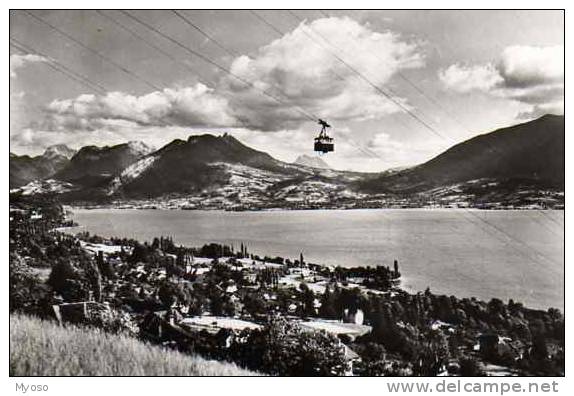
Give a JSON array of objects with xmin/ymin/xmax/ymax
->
[
  {"xmin": 225, "ymin": 283, "xmax": 238, "ymax": 294},
  {"xmin": 299, "ymin": 319, "xmax": 372, "ymax": 341},
  {"xmin": 52, "ymin": 301, "xmax": 110, "ymax": 325},
  {"xmin": 30, "ymin": 211, "xmax": 43, "ymax": 220},
  {"xmin": 343, "ymin": 308, "xmax": 364, "ymax": 325},
  {"xmin": 179, "ymin": 316, "xmax": 262, "ymax": 335},
  {"xmin": 431, "ymin": 320, "xmax": 455, "ymax": 333}
]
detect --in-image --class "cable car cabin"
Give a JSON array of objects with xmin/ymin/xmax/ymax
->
[
  {"xmin": 314, "ymin": 119, "xmax": 335, "ymax": 154},
  {"xmin": 314, "ymin": 136, "xmax": 334, "ymax": 153}
]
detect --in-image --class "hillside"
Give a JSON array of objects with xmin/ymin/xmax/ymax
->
[
  {"xmin": 10, "ymin": 314, "xmax": 258, "ymax": 376},
  {"xmin": 10, "ymin": 115, "xmax": 564, "ymax": 209},
  {"xmin": 55, "ymin": 141, "xmax": 152, "ymax": 188},
  {"xmin": 110, "ymin": 134, "xmax": 303, "ymax": 197},
  {"xmin": 12, "ymin": 134, "xmax": 362, "ymax": 207},
  {"xmin": 9, "ymin": 144, "xmax": 76, "ymax": 188},
  {"xmin": 358, "ymin": 114, "xmax": 565, "ymax": 193}
]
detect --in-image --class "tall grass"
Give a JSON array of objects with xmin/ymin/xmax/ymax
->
[{"xmin": 10, "ymin": 314, "xmax": 258, "ymax": 376}]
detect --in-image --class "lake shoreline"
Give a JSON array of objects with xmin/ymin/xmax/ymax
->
[
  {"xmin": 66, "ymin": 207, "xmax": 564, "ymax": 311},
  {"xmin": 10, "ymin": 196, "xmax": 565, "ymax": 376},
  {"xmin": 66, "ymin": 216, "xmax": 562, "ymax": 314},
  {"xmin": 65, "ymin": 203, "xmax": 566, "ymax": 212}
]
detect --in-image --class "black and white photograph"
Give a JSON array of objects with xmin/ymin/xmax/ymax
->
[{"xmin": 8, "ymin": 6, "xmax": 566, "ymax": 383}]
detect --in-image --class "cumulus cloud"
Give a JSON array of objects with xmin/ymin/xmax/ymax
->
[
  {"xmin": 224, "ymin": 16, "xmax": 425, "ymax": 130},
  {"xmin": 439, "ymin": 63, "xmax": 503, "ymax": 93},
  {"xmin": 23, "ymin": 16, "xmax": 425, "ymax": 142},
  {"xmin": 12, "ymin": 16, "xmax": 428, "ymax": 165},
  {"xmin": 498, "ymin": 45, "xmax": 563, "ymax": 87},
  {"xmin": 10, "ymin": 54, "xmax": 49, "ymax": 78},
  {"xmin": 43, "ymin": 84, "xmax": 240, "ymax": 131},
  {"xmin": 439, "ymin": 45, "xmax": 564, "ymax": 118}
]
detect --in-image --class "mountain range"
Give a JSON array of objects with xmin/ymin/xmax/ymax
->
[
  {"xmin": 54, "ymin": 141, "xmax": 153, "ymax": 189},
  {"xmin": 9, "ymin": 115, "xmax": 565, "ymax": 209},
  {"xmin": 358, "ymin": 114, "xmax": 564, "ymax": 193},
  {"xmin": 10, "ymin": 144, "xmax": 77, "ymax": 189}
]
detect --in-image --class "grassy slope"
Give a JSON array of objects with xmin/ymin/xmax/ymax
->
[{"xmin": 10, "ymin": 314, "xmax": 258, "ymax": 376}]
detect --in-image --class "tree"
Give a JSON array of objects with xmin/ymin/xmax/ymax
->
[
  {"xmin": 244, "ymin": 293, "xmax": 266, "ymax": 318},
  {"xmin": 158, "ymin": 282, "xmax": 188, "ymax": 308},
  {"xmin": 230, "ymin": 317, "xmax": 348, "ymax": 376},
  {"xmin": 48, "ymin": 260, "xmax": 81, "ymax": 294},
  {"xmin": 318, "ymin": 288, "xmax": 338, "ymax": 319},
  {"xmin": 129, "ymin": 242, "xmax": 149, "ymax": 264},
  {"xmin": 412, "ymin": 331, "xmax": 449, "ymax": 376},
  {"xmin": 210, "ymin": 293, "xmax": 225, "ymax": 316},
  {"xmin": 370, "ymin": 306, "xmax": 414, "ymax": 358},
  {"xmin": 87, "ymin": 307, "xmax": 139, "ymax": 336},
  {"xmin": 459, "ymin": 358, "xmax": 484, "ymax": 376},
  {"xmin": 9, "ymin": 253, "xmax": 52, "ymax": 315},
  {"xmin": 299, "ymin": 283, "xmax": 316, "ymax": 317},
  {"xmin": 84, "ymin": 260, "xmax": 102, "ymax": 302},
  {"xmin": 96, "ymin": 251, "xmax": 116, "ymax": 279},
  {"xmin": 531, "ymin": 334, "xmax": 549, "ymax": 361}
]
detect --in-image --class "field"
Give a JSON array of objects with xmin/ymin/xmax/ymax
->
[{"xmin": 10, "ymin": 314, "xmax": 258, "ymax": 376}]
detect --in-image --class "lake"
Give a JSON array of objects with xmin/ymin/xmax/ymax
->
[{"xmin": 68, "ymin": 208, "xmax": 564, "ymax": 311}]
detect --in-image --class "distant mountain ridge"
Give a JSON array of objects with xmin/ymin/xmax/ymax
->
[
  {"xmin": 54, "ymin": 141, "xmax": 153, "ymax": 188},
  {"xmin": 10, "ymin": 115, "xmax": 565, "ymax": 209},
  {"xmin": 43, "ymin": 144, "xmax": 77, "ymax": 160},
  {"xmin": 108, "ymin": 134, "xmax": 304, "ymax": 198},
  {"xmin": 357, "ymin": 114, "xmax": 565, "ymax": 193},
  {"xmin": 9, "ymin": 144, "xmax": 77, "ymax": 189},
  {"xmin": 294, "ymin": 154, "xmax": 331, "ymax": 169}
]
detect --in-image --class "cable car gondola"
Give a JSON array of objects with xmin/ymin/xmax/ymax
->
[{"xmin": 314, "ymin": 119, "xmax": 334, "ymax": 154}]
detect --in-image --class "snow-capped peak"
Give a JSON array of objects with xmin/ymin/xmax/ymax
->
[
  {"xmin": 126, "ymin": 141, "xmax": 154, "ymax": 156},
  {"xmin": 293, "ymin": 154, "xmax": 331, "ymax": 170},
  {"xmin": 43, "ymin": 144, "xmax": 76, "ymax": 160}
]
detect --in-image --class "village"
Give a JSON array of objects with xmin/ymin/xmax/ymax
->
[
  {"xmin": 51, "ymin": 232, "xmax": 396, "ymax": 375},
  {"xmin": 9, "ymin": 195, "xmax": 565, "ymax": 376}
]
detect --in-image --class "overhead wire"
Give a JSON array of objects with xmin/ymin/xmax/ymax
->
[
  {"xmin": 284, "ymin": 10, "xmax": 445, "ymax": 160},
  {"xmin": 308, "ymin": 11, "xmax": 551, "ymax": 202},
  {"xmin": 317, "ymin": 9, "xmax": 473, "ymax": 134},
  {"xmin": 14, "ymin": 10, "xmax": 562, "ymax": 268},
  {"xmin": 315, "ymin": 9, "xmax": 500, "ymax": 161},
  {"xmin": 10, "ymin": 38, "xmax": 108, "ymax": 94},
  {"xmin": 94, "ymin": 10, "xmax": 211, "ymax": 87},
  {"xmin": 286, "ymin": 10, "xmax": 561, "ymax": 267},
  {"xmin": 287, "ymin": 10, "xmax": 449, "ymax": 142},
  {"xmin": 22, "ymin": 10, "xmax": 162, "ymax": 91},
  {"xmin": 249, "ymin": 10, "xmax": 391, "ymax": 160},
  {"xmin": 172, "ymin": 9, "xmax": 338, "ymax": 126},
  {"xmin": 121, "ymin": 10, "xmax": 318, "ymax": 123},
  {"xmin": 249, "ymin": 10, "xmax": 287, "ymax": 37},
  {"xmin": 172, "ymin": 10, "xmax": 240, "ymax": 58}
]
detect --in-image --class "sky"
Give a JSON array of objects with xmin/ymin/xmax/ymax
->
[{"xmin": 10, "ymin": 10, "xmax": 564, "ymax": 172}]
